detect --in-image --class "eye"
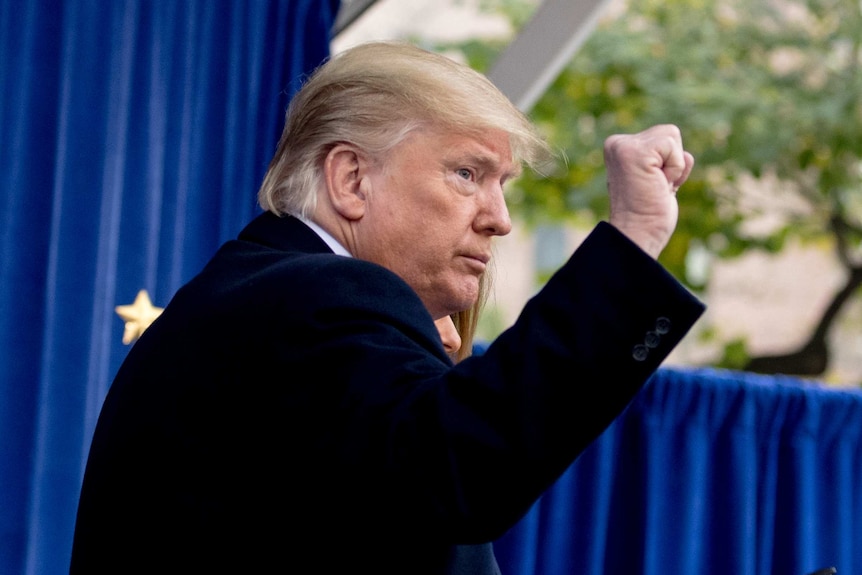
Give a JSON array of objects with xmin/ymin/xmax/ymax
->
[{"xmin": 456, "ymin": 168, "xmax": 474, "ymax": 181}]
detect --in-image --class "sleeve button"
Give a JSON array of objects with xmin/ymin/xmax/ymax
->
[
  {"xmin": 632, "ymin": 344, "xmax": 649, "ymax": 361},
  {"xmin": 655, "ymin": 317, "xmax": 671, "ymax": 334}
]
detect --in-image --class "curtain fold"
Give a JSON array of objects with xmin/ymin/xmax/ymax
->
[
  {"xmin": 0, "ymin": 2, "xmax": 337, "ymax": 574},
  {"xmin": 494, "ymin": 367, "xmax": 862, "ymax": 575}
]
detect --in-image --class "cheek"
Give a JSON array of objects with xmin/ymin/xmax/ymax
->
[{"xmin": 417, "ymin": 232, "xmax": 461, "ymax": 279}]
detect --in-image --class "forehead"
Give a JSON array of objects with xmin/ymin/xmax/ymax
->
[{"xmin": 422, "ymin": 127, "xmax": 520, "ymax": 177}]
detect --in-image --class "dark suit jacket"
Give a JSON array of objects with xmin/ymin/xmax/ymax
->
[{"xmin": 70, "ymin": 212, "xmax": 705, "ymax": 574}]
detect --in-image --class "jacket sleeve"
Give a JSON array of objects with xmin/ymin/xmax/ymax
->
[{"xmin": 296, "ymin": 222, "xmax": 705, "ymax": 542}]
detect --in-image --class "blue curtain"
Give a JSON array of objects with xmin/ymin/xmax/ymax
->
[
  {"xmin": 0, "ymin": 1, "xmax": 338, "ymax": 574},
  {"xmin": 495, "ymin": 367, "xmax": 862, "ymax": 575}
]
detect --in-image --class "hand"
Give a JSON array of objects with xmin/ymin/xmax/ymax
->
[{"xmin": 603, "ymin": 124, "xmax": 694, "ymax": 259}]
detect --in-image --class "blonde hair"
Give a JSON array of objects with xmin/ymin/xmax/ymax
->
[
  {"xmin": 258, "ymin": 41, "xmax": 552, "ymax": 217},
  {"xmin": 450, "ymin": 268, "xmax": 492, "ymax": 362}
]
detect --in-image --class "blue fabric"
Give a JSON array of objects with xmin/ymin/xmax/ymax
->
[
  {"xmin": 0, "ymin": 1, "xmax": 337, "ymax": 574},
  {"xmin": 494, "ymin": 366, "xmax": 862, "ymax": 575}
]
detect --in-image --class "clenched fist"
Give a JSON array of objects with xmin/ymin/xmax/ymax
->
[{"xmin": 604, "ymin": 124, "xmax": 694, "ymax": 259}]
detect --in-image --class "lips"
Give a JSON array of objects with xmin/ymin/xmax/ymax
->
[
  {"xmin": 466, "ymin": 252, "xmax": 490, "ymax": 265},
  {"xmin": 460, "ymin": 252, "xmax": 490, "ymax": 273}
]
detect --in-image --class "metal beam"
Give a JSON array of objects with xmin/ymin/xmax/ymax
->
[
  {"xmin": 332, "ymin": 0, "xmax": 380, "ymax": 38},
  {"xmin": 487, "ymin": 0, "xmax": 614, "ymax": 113}
]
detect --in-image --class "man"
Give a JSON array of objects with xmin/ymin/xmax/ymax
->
[{"xmin": 70, "ymin": 41, "xmax": 705, "ymax": 574}]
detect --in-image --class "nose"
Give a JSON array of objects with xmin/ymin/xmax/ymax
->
[
  {"xmin": 474, "ymin": 184, "xmax": 512, "ymax": 236},
  {"xmin": 434, "ymin": 316, "xmax": 462, "ymax": 356}
]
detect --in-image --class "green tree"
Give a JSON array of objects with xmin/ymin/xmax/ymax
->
[{"xmin": 445, "ymin": 0, "xmax": 862, "ymax": 380}]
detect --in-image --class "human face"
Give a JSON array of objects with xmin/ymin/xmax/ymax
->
[
  {"xmin": 355, "ymin": 127, "xmax": 515, "ymax": 319},
  {"xmin": 435, "ymin": 316, "xmax": 462, "ymax": 358}
]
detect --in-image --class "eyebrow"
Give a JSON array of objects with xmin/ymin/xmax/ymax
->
[{"xmin": 449, "ymin": 147, "xmax": 520, "ymax": 181}]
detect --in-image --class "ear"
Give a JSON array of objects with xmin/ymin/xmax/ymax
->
[{"xmin": 323, "ymin": 143, "xmax": 370, "ymax": 221}]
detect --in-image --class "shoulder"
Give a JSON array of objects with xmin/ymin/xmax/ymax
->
[
  {"xmin": 187, "ymin": 245, "xmax": 432, "ymax": 331},
  {"xmin": 274, "ymin": 253, "xmax": 420, "ymax": 307}
]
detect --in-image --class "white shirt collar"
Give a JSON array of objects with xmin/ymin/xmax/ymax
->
[{"xmin": 295, "ymin": 214, "xmax": 352, "ymax": 257}]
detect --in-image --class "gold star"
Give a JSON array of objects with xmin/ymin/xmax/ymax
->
[{"xmin": 115, "ymin": 289, "xmax": 164, "ymax": 345}]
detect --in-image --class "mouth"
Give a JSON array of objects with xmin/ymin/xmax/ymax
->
[{"xmin": 459, "ymin": 252, "xmax": 490, "ymax": 273}]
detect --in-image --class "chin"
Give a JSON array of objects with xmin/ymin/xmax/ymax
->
[
  {"xmin": 455, "ymin": 289, "xmax": 479, "ymax": 313},
  {"xmin": 432, "ymin": 279, "xmax": 479, "ymax": 316}
]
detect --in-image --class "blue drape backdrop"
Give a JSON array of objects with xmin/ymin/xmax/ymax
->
[
  {"xmin": 3, "ymin": 2, "xmax": 862, "ymax": 575},
  {"xmin": 0, "ymin": 1, "xmax": 337, "ymax": 573},
  {"xmin": 494, "ymin": 367, "xmax": 862, "ymax": 575}
]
